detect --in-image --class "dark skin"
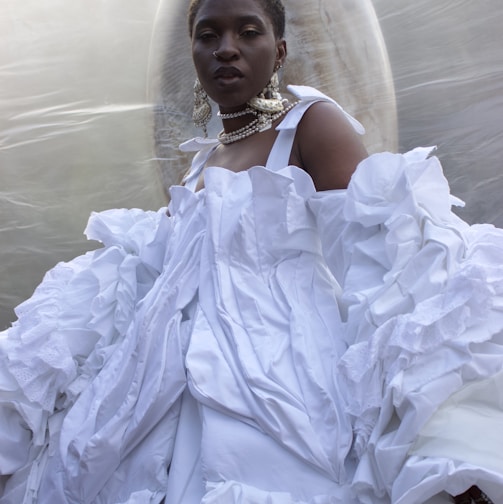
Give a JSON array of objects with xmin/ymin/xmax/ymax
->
[
  {"xmin": 190, "ymin": 0, "xmax": 367, "ymax": 192},
  {"xmin": 197, "ymin": 101, "xmax": 367, "ymax": 192}
]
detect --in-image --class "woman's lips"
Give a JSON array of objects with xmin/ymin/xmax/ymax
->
[{"xmin": 214, "ymin": 66, "xmax": 244, "ymax": 81}]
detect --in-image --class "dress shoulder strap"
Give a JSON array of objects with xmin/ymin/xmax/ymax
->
[
  {"xmin": 178, "ymin": 138, "xmax": 219, "ymax": 191},
  {"xmin": 178, "ymin": 85, "xmax": 365, "ymax": 188},
  {"xmin": 265, "ymin": 85, "xmax": 365, "ymax": 172}
]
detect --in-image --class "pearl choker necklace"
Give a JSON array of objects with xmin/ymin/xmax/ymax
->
[
  {"xmin": 217, "ymin": 101, "xmax": 298, "ymax": 145},
  {"xmin": 217, "ymin": 107, "xmax": 257, "ymax": 120}
]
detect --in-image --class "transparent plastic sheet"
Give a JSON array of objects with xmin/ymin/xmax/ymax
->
[
  {"xmin": 1, "ymin": 1, "xmax": 502, "ymax": 330},
  {"xmin": 0, "ymin": 0, "xmax": 166, "ymax": 328},
  {"xmin": 374, "ymin": 0, "xmax": 503, "ymax": 228}
]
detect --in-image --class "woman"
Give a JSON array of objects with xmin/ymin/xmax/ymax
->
[
  {"xmin": 187, "ymin": 0, "xmax": 367, "ymax": 191},
  {"xmin": 1, "ymin": 0, "xmax": 502, "ymax": 502}
]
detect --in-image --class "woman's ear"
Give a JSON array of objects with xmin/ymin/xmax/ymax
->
[{"xmin": 276, "ymin": 39, "xmax": 287, "ymax": 68}]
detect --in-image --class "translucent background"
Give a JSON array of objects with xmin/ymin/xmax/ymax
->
[{"xmin": 1, "ymin": 0, "xmax": 502, "ymax": 328}]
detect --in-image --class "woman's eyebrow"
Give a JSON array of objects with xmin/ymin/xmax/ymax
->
[
  {"xmin": 236, "ymin": 15, "xmax": 267, "ymax": 27},
  {"xmin": 194, "ymin": 15, "xmax": 267, "ymax": 30}
]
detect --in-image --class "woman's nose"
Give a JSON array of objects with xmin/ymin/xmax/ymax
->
[{"xmin": 214, "ymin": 33, "xmax": 239, "ymax": 60}]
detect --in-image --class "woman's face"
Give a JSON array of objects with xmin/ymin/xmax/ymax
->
[{"xmin": 191, "ymin": 0, "xmax": 286, "ymax": 113}]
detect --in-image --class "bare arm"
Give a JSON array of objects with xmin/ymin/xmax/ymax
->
[{"xmin": 293, "ymin": 101, "xmax": 368, "ymax": 191}]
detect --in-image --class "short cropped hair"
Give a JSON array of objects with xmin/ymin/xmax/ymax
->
[{"xmin": 188, "ymin": 0, "xmax": 286, "ymax": 39}]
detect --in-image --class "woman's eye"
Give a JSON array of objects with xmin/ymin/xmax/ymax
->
[
  {"xmin": 197, "ymin": 31, "xmax": 217, "ymax": 40},
  {"xmin": 241, "ymin": 29, "xmax": 260, "ymax": 38}
]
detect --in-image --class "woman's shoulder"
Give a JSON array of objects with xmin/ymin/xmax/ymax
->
[
  {"xmin": 287, "ymin": 85, "xmax": 368, "ymax": 190},
  {"xmin": 287, "ymin": 85, "xmax": 365, "ymax": 135}
]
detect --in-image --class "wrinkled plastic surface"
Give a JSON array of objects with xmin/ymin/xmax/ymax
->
[
  {"xmin": 1, "ymin": 0, "xmax": 502, "ymax": 328},
  {"xmin": 0, "ymin": 0, "xmax": 166, "ymax": 328}
]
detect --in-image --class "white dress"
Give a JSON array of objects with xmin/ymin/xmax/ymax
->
[{"xmin": 1, "ymin": 86, "xmax": 503, "ymax": 504}]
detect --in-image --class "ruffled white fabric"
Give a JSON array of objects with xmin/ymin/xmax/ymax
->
[
  {"xmin": 1, "ymin": 120, "xmax": 503, "ymax": 502},
  {"xmin": 0, "ymin": 207, "xmax": 173, "ymax": 502},
  {"xmin": 310, "ymin": 147, "xmax": 503, "ymax": 503}
]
